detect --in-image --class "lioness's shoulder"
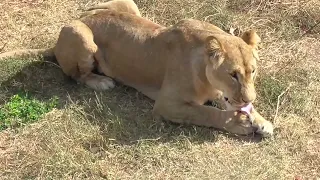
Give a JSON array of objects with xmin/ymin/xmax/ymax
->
[
  {"xmin": 173, "ymin": 19, "xmax": 227, "ymax": 35},
  {"xmin": 161, "ymin": 19, "xmax": 230, "ymax": 45}
]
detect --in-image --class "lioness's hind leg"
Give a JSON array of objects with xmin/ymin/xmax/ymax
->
[
  {"xmin": 76, "ymin": 53, "xmax": 115, "ymax": 90},
  {"xmin": 54, "ymin": 20, "xmax": 115, "ymax": 91}
]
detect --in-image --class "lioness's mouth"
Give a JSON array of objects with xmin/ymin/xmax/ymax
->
[
  {"xmin": 224, "ymin": 97, "xmax": 233, "ymax": 105},
  {"xmin": 224, "ymin": 97, "xmax": 246, "ymax": 108}
]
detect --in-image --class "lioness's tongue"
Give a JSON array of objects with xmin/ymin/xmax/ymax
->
[{"xmin": 240, "ymin": 103, "xmax": 253, "ymax": 115}]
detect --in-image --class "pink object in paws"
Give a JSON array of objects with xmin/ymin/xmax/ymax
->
[{"xmin": 240, "ymin": 103, "xmax": 253, "ymax": 115}]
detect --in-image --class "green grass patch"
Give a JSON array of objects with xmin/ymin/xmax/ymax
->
[{"xmin": 0, "ymin": 93, "xmax": 58, "ymax": 131}]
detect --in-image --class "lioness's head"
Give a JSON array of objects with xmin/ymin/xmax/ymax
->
[{"xmin": 204, "ymin": 30, "xmax": 261, "ymax": 109}]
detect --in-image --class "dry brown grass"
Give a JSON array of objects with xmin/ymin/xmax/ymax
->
[{"xmin": 0, "ymin": 0, "xmax": 319, "ymax": 179}]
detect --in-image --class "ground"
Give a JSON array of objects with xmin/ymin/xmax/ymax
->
[{"xmin": 0, "ymin": 0, "xmax": 319, "ymax": 179}]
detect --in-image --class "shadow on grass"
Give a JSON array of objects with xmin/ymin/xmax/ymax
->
[{"xmin": 0, "ymin": 58, "xmax": 263, "ymax": 145}]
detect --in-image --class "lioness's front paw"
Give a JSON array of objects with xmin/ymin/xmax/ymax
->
[
  {"xmin": 224, "ymin": 112, "xmax": 256, "ymax": 135},
  {"xmin": 254, "ymin": 120, "xmax": 274, "ymax": 137}
]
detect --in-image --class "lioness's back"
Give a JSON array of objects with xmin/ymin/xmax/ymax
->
[{"xmin": 81, "ymin": 11, "xmax": 162, "ymax": 44}]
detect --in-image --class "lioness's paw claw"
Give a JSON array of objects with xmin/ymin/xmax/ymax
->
[{"xmin": 254, "ymin": 120, "xmax": 274, "ymax": 137}]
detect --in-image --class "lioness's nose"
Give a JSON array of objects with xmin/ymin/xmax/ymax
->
[
  {"xmin": 242, "ymin": 92, "xmax": 256, "ymax": 103},
  {"xmin": 242, "ymin": 98, "xmax": 249, "ymax": 104}
]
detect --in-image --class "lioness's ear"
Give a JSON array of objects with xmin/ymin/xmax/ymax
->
[
  {"xmin": 205, "ymin": 36, "xmax": 225, "ymax": 66},
  {"xmin": 241, "ymin": 30, "xmax": 261, "ymax": 49}
]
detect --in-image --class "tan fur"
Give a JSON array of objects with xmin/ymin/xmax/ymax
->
[
  {"xmin": 0, "ymin": 48, "xmax": 54, "ymax": 59},
  {"xmin": 0, "ymin": 3, "xmax": 273, "ymax": 136},
  {"xmin": 80, "ymin": 0, "xmax": 141, "ymax": 18}
]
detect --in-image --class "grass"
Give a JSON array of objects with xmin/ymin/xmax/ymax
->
[
  {"xmin": 0, "ymin": 93, "xmax": 58, "ymax": 130},
  {"xmin": 0, "ymin": 0, "xmax": 320, "ymax": 179}
]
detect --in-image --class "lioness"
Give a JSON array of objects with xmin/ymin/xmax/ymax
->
[{"xmin": 0, "ymin": 10, "xmax": 273, "ymax": 137}]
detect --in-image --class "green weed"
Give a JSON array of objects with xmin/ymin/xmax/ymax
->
[{"xmin": 0, "ymin": 93, "xmax": 58, "ymax": 130}]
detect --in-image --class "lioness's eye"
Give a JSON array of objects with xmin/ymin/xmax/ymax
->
[
  {"xmin": 252, "ymin": 69, "xmax": 256, "ymax": 73},
  {"xmin": 230, "ymin": 72, "xmax": 238, "ymax": 81}
]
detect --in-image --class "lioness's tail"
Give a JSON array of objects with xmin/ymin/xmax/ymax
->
[{"xmin": 0, "ymin": 48, "xmax": 54, "ymax": 60}]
